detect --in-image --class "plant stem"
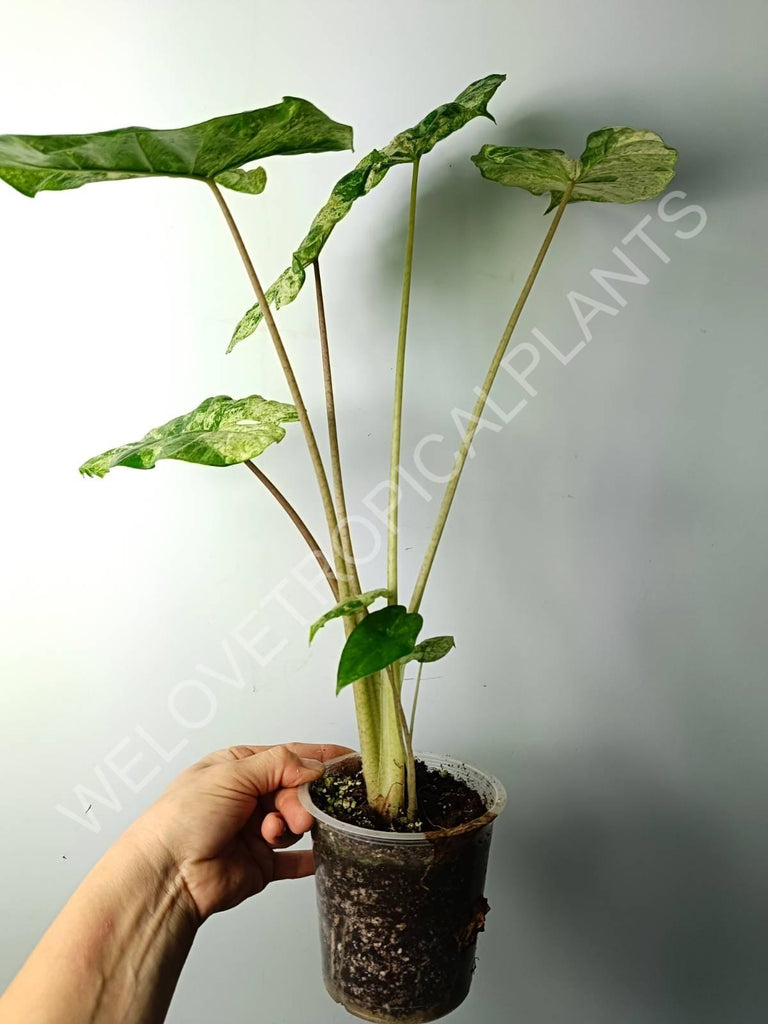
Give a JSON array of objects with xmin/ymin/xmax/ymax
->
[
  {"xmin": 243, "ymin": 460, "xmax": 339, "ymax": 601},
  {"xmin": 310, "ymin": 258, "xmax": 387, "ymax": 801},
  {"xmin": 309, "ymin": 258, "xmax": 386, "ymax": 802},
  {"xmin": 378, "ymin": 158, "xmax": 421, "ymax": 819},
  {"xmin": 209, "ymin": 182, "xmax": 381, "ymax": 798},
  {"xmin": 311, "ymin": 259, "xmax": 361, "ymax": 595},
  {"xmin": 374, "ymin": 671, "xmax": 405, "ymax": 816},
  {"xmin": 408, "ymin": 661, "xmax": 424, "ymax": 737},
  {"xmin": 387, "ymin": 158, "xmax": 421, "ymax": 605},
  {"xmin": 387, "ymin": 670, "xmax": 419, "ymax": 822},
  {"xmin": 409, "ymin": 183, "xmax": 574, "ymax": 613},
  {"xmin": 377, "ymin": 162, "xmax": 421, "ymax": 818},
  {"xmin": 207, "ymin": 181, "xmax": 347, "ymax": 592}
]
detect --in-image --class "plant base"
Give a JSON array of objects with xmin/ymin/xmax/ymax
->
[{"xmin": 299, "ymin": 753, "xmax": 506, "ymax": 1024}]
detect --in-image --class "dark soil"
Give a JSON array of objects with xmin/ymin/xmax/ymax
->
[{"xmin": 311, "ymin": 759, "xmax": 487, "ymax": 833}]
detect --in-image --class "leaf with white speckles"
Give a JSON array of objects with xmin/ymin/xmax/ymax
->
[
  {"xmin": 212, "ymin": 167, "xmax": 267, "ymax": 195},
  {"xmin": 0, "ymin": 98, "xmax": 352, "ymax": 197},
  {"xmin": 472, "ymin": 126, "xmax": 677, "ymax": 212},
  {"xmin": 401, "ymin": 635, "xmax": 456, "ymax": 665},
  {"xmin": 228, "ymin": 74, "xmax": 506, "ymax": 350},
  {"xmin": 309, "ymin": 589, "xmax": 391, "ymax": 643},
  {"xmin": 79, "ymin": 395, "xmax": 298, "ymax": 477}
]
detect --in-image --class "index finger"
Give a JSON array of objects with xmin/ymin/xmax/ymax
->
[
  {"xmin": 261, "ymin": 744, "xmax": 355, "ymax": 834},
  {"xmin": 194, "ymin": 742, "xmax": 353, "ymax": 770},
  {"xmin": 281, "ymin": 743, "xmax": 354, "ymax": 764}
]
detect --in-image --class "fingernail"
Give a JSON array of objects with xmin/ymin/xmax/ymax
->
[{"xmin": 300, "ymin": 757, "xmax": 324, "ymax": 772}]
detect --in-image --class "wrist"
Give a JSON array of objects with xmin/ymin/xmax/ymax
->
[
  {"xmin": 1, "ymin": 820, "xmax": 199, "ymax": 1024},
  {"xmin": 115, "ymin": 821, "xmax": 202, "ymax": 932},
  {"xmin": 71, "ymin": 829, "xmax": 199, "ymax": 1022}
]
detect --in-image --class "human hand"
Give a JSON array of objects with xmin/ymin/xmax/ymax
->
[
  {"xmin": 0, "ymin": 743, "xmax": 353, "ymax": 1024},
  {"xmin": 123, "ymin": 742, "xmax": 352, "ymax": 922}
]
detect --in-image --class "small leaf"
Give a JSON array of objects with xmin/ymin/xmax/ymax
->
[
  {"xmin": 0, "ymin": 97, "xmax": 352, "ymax": 197},
  {"xmin": 79, "ymin": 395, "xmax": 298, "ymax": 477},
  {"xmin": 337, "ymin": 605, "xmax": 423, "ymax": 693},
  {"xmin": 213, "ymin": 167, "xmax": 267, "ymax": 195},
  {"xmin": 228, "ymin": 74, "xmax": 506, "ymax": 349},
  {"xmin": 309, "ymin": 588, "xmax": 390, "ymax": 644},
  {"xmin": 403, "ymin": 635, "xmax": 456, "ymax": 665},
  {"xmin": 472, "ymin": 126, "xmax": 677, "ymax": 212}
]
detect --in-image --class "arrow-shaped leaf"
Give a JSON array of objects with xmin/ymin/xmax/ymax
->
[
  {"xmin": 0, "ymin": 97, "xmax": 352, "ymax": 198},
  {"xmin": 79, "ymin": 395, "xmax": 298, "ymax": 477},
  {"xmin": 337, "ymin": 605, "xmax": 423, "ymax": 693},
  {"xmin": 228, "ymin": 73, "xmax": 506, "ymax": 350},
  {"xmin": 402, "ymin": 635, "xmax": 456, "ymax": 665},
  {"xmin": 309, "ymin": 588, "xmax": 390, "ymax": 644},
  {"xmin": 472, "ymin": 126, "xmax": 677, "ymax": 212}
]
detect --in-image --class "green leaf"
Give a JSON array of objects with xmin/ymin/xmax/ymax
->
[
  {"xmin": 0, "ymin": 98, "xmax": 352, "ymax": 197},
  {"xmin": 79, "ymin": 394, "xmax": 298, "ymax": 478},
  {"xmin": 228, "ymin": 73, "xmax": 506, "ymax": 350},
  {"xmin": 402, "ymin": 635, "xmax": 456, "ymax": 665},
  {"xmin": 213, "ymin": 167, "xmax": 267, "ymax": 195},
  {"xmin": 472, "ymin": 126, "xmax": 677, "ymax": 212},
  {"xmin": 337, "ymin": 605, "xmax": 423, "ymax": 693},
  {"xmin": 309, "ymin": 588, "xmax": 390, "ymax": 643}
]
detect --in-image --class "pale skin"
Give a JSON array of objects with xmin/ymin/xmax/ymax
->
[{"xmin": 0, "ymin": 742, "xmax": 351, "ymax": 1024}]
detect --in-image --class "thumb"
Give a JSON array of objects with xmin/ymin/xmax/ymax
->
[{"xmin": 230, "ymin": 744, "xmax": 325, "ymax": 797}]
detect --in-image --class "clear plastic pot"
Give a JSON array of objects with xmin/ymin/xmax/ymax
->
[{"xmin": 298, "ymin": 752, "xmax": 507, "ymax": 1024}]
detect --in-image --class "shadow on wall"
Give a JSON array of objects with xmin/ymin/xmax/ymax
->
[
  {"xmin": 353, "ymin": 95, "xmax": 712, "ymax": 425},
  {"xmin": 494, "ymin": 743, "xmax": 765, "ymax": 1024},
  {"xmin": 369, "ymin": 86, "xmax": 740, "ymax": 316},
  {"xmin": 491, "ymin": 87, "xmax": 756, "ymax": 199}
]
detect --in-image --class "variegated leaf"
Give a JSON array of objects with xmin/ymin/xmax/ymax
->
[
  {"xmin": 228, "ymin": 74, "xmax": 506, "ymax": 349},
  {"xmin": 80, "ymin": 395, "xmax": 297, "ymax": 477},
  {"xmin": 402, "ymin": 635, "xmax": 456, "ymax": 665},
  {"xmin": 472, "ymin": 126, "xmax": 677, "ymax": 212},
  {"xmin": 0, "ymin": 98, "xmax": 352, "ymax": 197},
  {"xmin": 309, "ymin": 588, "xmax": 390, "ymax": 643}
]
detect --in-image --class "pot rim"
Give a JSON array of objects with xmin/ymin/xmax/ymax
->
[{"xmin": 298, "ymin": 750, "xmax": 506, "ymax": 845}]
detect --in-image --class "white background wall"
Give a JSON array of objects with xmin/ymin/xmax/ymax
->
[{"xmin": 1, "ymin": 2, "xmax": 766, "ymax": 1022}]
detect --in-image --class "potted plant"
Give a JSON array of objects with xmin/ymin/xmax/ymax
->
[{"xmin": 0, "ymin": 75, "xmax": 676, "ymax": 1023}]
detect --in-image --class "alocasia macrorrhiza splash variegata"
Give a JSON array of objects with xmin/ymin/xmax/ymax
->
[{"xmin": 0, "ymin": 79, "xmax": 677, "ymax": 822}]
